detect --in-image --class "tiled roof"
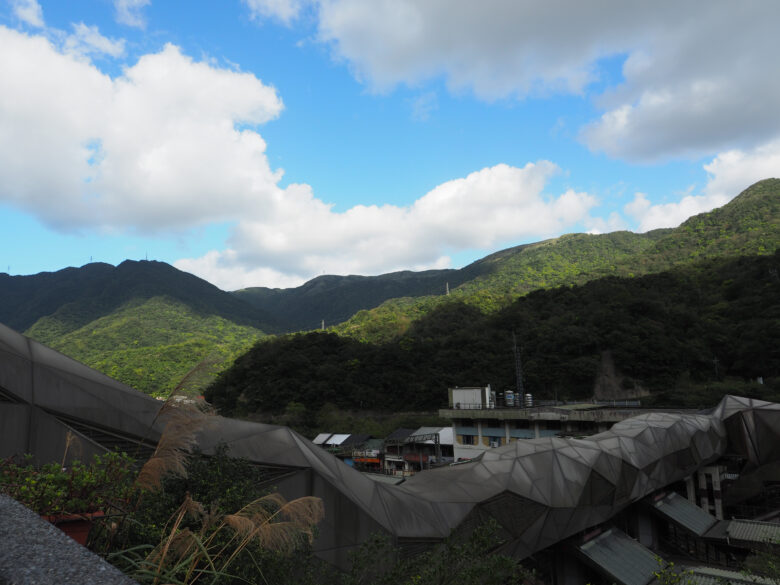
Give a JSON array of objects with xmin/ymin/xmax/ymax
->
[
  {"xmin": 686, "ymin": 565, "xmax": 775, "ymax": 585},
  {"xmin": 725, "ymin": 519, "xmax": 780, "ymax": 544}
]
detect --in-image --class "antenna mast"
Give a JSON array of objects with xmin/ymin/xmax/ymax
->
[{"xmin": 512, "ymin": 331, "xmax": 525, "ymax": 395}]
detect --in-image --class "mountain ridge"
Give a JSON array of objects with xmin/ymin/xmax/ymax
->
[
  {"xmin": 333, "ymin": 179, "xmax": 780, "ymax": 343},
  {"xmin": 1, "ymin": 178, "xmax": 777, "ymax": 397}
]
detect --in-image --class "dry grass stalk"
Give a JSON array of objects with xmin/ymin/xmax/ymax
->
[
  {"xmin": 60, "ymin": 430, "xmax": 83, "ymax": 467},
  {"xmin": 136, "ymin": 367, "xmax": 217, "ymax": 492},
  {"xmin": 221, "ymin": 493, "xmax": 325, "ymax": 561},
  {"xmin": 136, "ymin": 405, "xmax": 201, "ymax": 490},
  {"xmin": 141, "ymin": 492, "xmax": 324, "ymax": 584}
]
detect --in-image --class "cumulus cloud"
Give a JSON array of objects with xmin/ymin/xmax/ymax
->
[
  {"xmin": 306, "ymin": 1, "xmax": 780, "ymax": 162},
  {"xmin": 701, "ymin": 140, "xmax": 780, "ymax": 203},
  {"xmin": 315, "ymin": 0, "xmax": 621, "ymax": 98},
  {"xmin": 0, "ymin": 27, "xmax": 283, "ymax": 232},
  {"xmin": 175, "ymin": 251, "xmax": 306, "ymax": 291},
  {"xmin": 624, "ymin": 140, "xmax": 780, "ymax": 232},
  {"xmin": 1, "ymin": 26, "xmax": 598, "ymax": 289},
  {"xmin": 243, "ymin": 0, "xmax": 305, "ymax": 25},
  {"xmin": 177, "ymin": 163, "xmax": 598, "ymax": 288},
  {"xmin": 623, "ymin": 191, "xmax": 725, "ymax": 233},
  {"xmin": 114, "ymin": 0, "xmax": 150, "ymax": 28},
  {"xmin": 11, "ymin": 0, "xmax": 44, "ymax": 28}
]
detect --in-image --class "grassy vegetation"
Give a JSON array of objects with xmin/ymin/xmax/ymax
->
[{"xmin": 31, "ymin": 296, "xmax": 263, "ymax": 396}]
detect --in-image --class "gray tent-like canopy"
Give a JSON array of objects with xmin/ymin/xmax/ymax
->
[{"xmin": 1, "ymin": 322, "xmax": 778, "ymax": 568}]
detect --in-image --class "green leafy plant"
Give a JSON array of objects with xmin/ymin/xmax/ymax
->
[
  {"xmin": 0, "ymin": 451, "xmax": 136, "ymax": 516},
  {"xmin": 653, "ymin": 558, "xmax": 693, "ymax": 585}
]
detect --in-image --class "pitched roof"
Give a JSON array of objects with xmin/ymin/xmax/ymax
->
[
  {"xmin": 650, "ymin": 492, "xmax": 717, "ymax": 536},
  {"xmin": 577, "ymin": 528, "xmax": 659, "ymax": 585}
]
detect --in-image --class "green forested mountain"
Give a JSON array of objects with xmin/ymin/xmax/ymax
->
[
  {"xmin": 207, "ymin": 179, "xmax": 780, "ymax": 418},
  {"xmin": 236, "ymin": 177, "xmax": 779, "ymax": 335},
  {"xmin": 35, "ymin": 296, "xmax": 263, "ymax": 396},
  {"xmin": 0, "ymin": 260, "xmax": 269, "ymax": 396},
  {"xmin": 0, "ymin": 259, "xmax": 272, "ymax": 336},
  {"xmin": 233, "ymin": 269, "xmax": 461, "ymax": 333},
  {"xmin": 334, "ymin": 179, "xmax": 780, "ymax": 342},
  {"xmin": 207, "ymin": 251, "xmax": 780, "ymax": 417},
  {"xmin": 232, "ymin": 262, "xmax": 499, "ymax": 333},
  {"xmin": 1, "ymin": 179, "xmax": 777, "ymax": 400}
]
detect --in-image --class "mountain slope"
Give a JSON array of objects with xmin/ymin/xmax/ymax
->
[
  {"xmin": 334, "ymin": 179, "xmax": 780, "ymax": 342},
  {"xmin": 0, "ymin": 260, "xmax": 273, "ymax": 340},
  {"xmin": 207, "ymin": 251, "xmax": 780, "ymax": 417},
  {"xmin": 36, "ymin": 296, "xmax": 263, "ymax": 396},
  {"xmin": 232, "ymin": 266, "xmax": 492, "ymax": 333},
  {"xmin": 0, "ymin": 260, "xmax": 269, "ymax": 396},
  {"xmin": 3, "ymin": 179, "xmax": 777, "ymax": 398}
]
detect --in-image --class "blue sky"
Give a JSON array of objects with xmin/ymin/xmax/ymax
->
[{"xmin": 1, "ymin": 1, "xmax": 778, "ymax": 289}]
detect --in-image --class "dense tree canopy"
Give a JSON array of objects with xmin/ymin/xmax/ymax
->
[{"xmin": 207, "ymin": 252, "xmax": 780, "ymax": 416}]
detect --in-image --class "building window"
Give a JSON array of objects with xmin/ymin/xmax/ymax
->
[{"xmin": 460, "ymin": 434, "xmax": 475, "ymax": 445}]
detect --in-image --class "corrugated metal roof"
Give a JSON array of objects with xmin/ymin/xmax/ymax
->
[
  {"xmin": 312, "ymin": 433, "xmax": 332, "ymax": 445},
  {"xmin": 408, "ymin": 426, "xmax": 454, "ymax": 445},
  {"xmin": 556, "ymin": 403, "xmax": 605, "ymax": 411},
  {"xmin": 652, "ymin": 492, "xmax": 717, "ymax": 536},
  {"xmin": 326, "ymin": 433, "xmax": 351, "ymax": 446},
  {"xmin": 578, "ymin": 529, "xmax": 659, "ymax": 585},
  {"xmin": 340, "ymin": 433, "xmax": 371, "ymax": 447},
  {"xmin": 726, "ymin": 519, "xmax": 780, "ymax": 544},
  {"xmin": 686, "ymin": 565, "xmax": 775, "ymax": 585},
  {"xmin": 411, "ymin": 426, "xmax": 443, "ymax": 436}
]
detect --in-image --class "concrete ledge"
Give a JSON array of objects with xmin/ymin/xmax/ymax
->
[{"xmin": 0, "ymin": 495, "xmax": 137, "ymax": 585}]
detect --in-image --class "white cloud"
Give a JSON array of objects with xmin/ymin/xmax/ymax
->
[
  {"xmin": 174, "ymin": 250, "xmax": 305, "ymax": 291},
  {"xmin": 0, "ymin": 26, "xmax": 598, "ymax": 290},
  {"xmin": 315, "ymin": 0, "xmax": 613, "ymax": 98},
  {"xmin": 0, "ymin": 27, "xmax": 283, "ymax": 232},
  {"xmin": 701, "ymin": 140, "xmax": 780, "ymax": 203},
  {"xmin": 114, "ymin": 0, "xmax": 150, "ymax": 28},
  {"xmin": 243, "ymin": 0, "xmax": 305, "ymax": 25},
  {"xmin": 585, "ymin": 212, "xmax": 626, "ymax": 235},
  {"xmin": 307, "ymin": 1, "xmax": 780, "ymax": 161},
  {"xmin": 178, "ymin": 163, "xmax": 598, "ymax": 288},
  {"xmin": 624, "ymin": 140, "xmax": 780, "ymax": 232},
  {"xmin": 63, "ymin": 23, "xmax": 125, "ymax": 59},
  {"xmin": 11, "ymin": 0, "xmax": 43, "ymax": 28},
  {"xmin": 624, "ymin": 191, "xmax": 730, "ymax": 233}
]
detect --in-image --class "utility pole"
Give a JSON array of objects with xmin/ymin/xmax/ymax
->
[
  {"xmin": 321, "ymin": 319, "xmax": 325, "ymax": 331},
  {"xmin": 445, "ymin": 282, "xmax": 450, "ymax": 296}
]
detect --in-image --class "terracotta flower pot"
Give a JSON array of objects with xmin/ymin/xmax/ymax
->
[{"xmin": 42, "ymin": 511, "xmax": 105, "ymax": 545}]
